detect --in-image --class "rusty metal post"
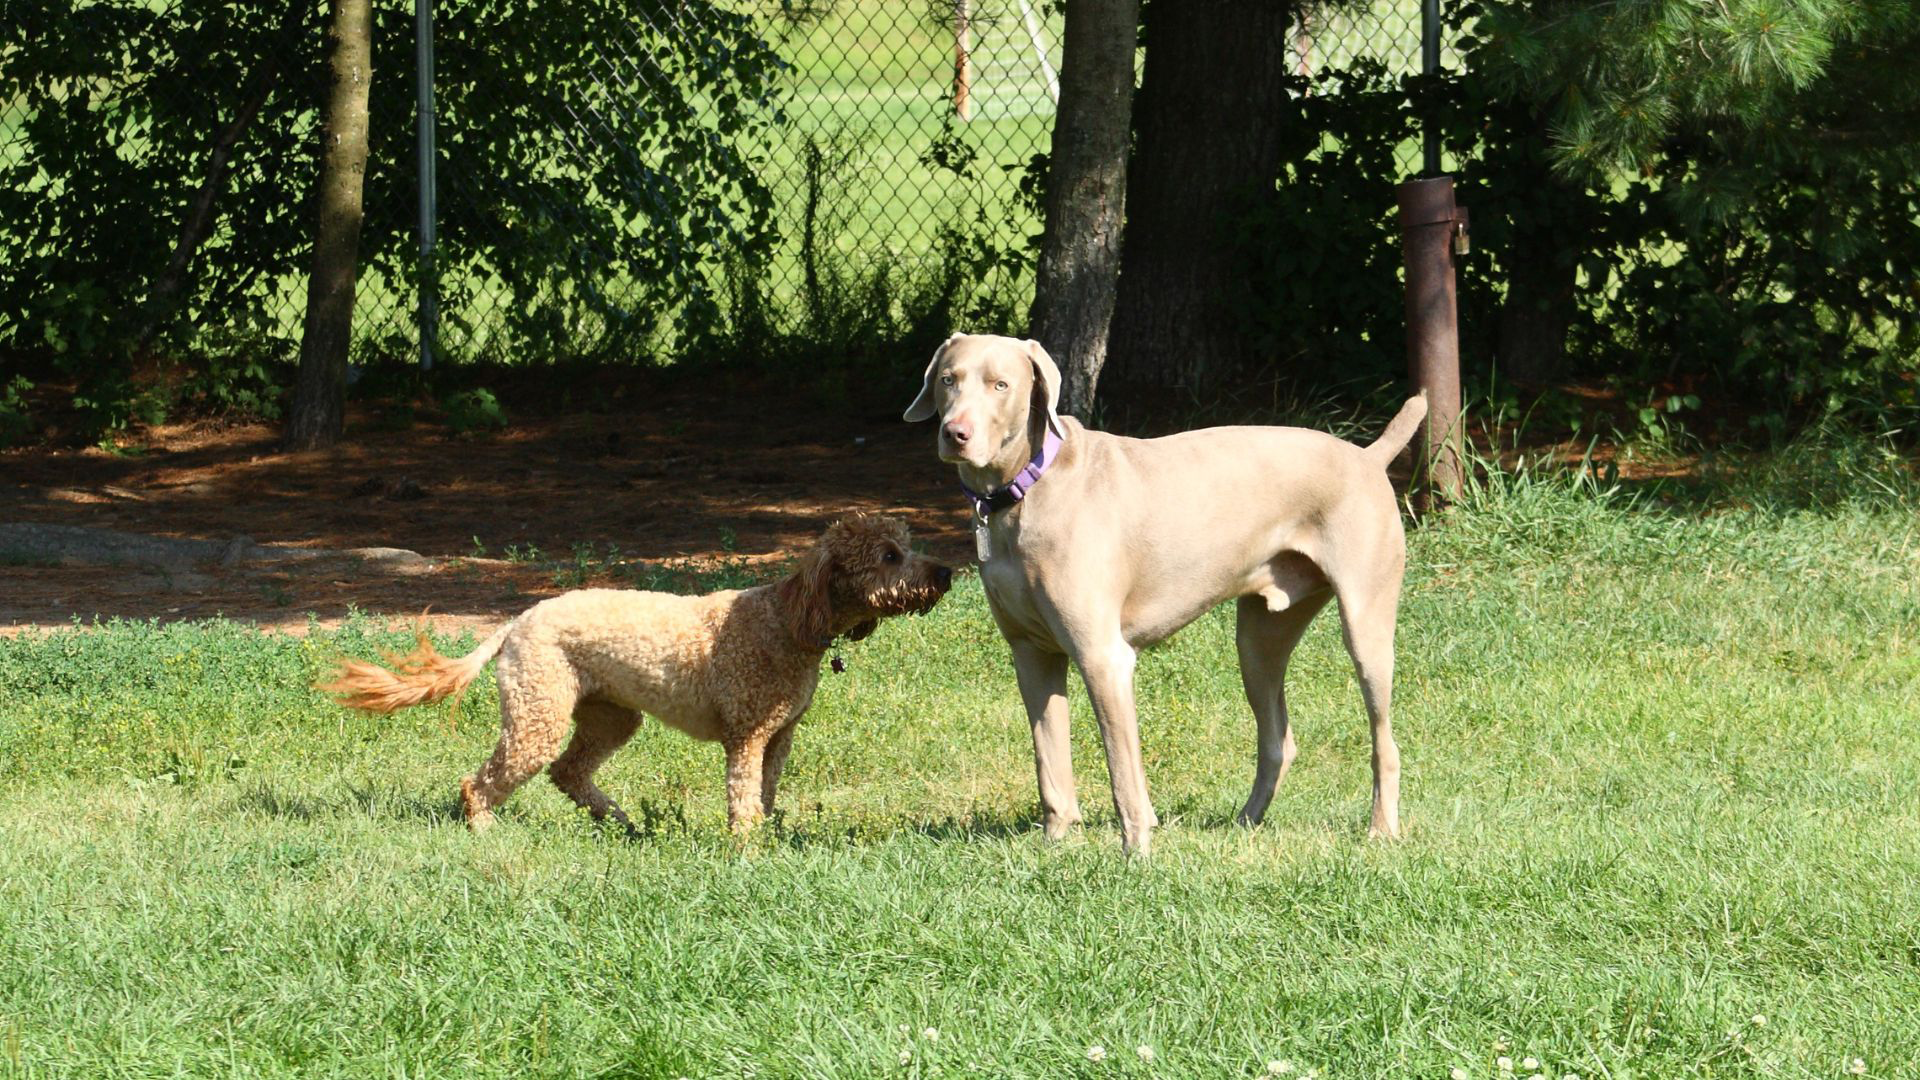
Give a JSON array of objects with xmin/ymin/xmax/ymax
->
[{"xmin": 1397, "ymin": 176, "xmax": 1465, "ymax": 504}]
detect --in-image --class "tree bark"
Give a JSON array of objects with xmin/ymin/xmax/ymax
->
[
  {"xmin": 1102, "ymin": 0, "xmax": 1294, "ymax": 403},
  {"xmin": 1495, "ymin": 234, "xmax": 1577, "ymax": 386},
  {"xmin": 1495, "ymin": 187, "xmax": 1582, "ymax": 386},
  {"xmin": 1027, "ymin": 0, "xmax": 1140, "ymax": 418},
  {"xmin": 284, "ymin": 0, "xmax": 374, "ymax": 451}
]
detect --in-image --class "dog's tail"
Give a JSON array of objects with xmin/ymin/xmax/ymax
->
[
  {"xmin": 318, "ymin": 617, "xmax": 515, "ymax": 715},
  {"xmin": 1363, "ymin": 392, "xmax": 1429, "ymax": 468}
]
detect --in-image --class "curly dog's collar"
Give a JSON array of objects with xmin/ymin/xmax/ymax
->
[{"xmin": 817, "ymin": 635, "xmax": 847, "ymax": 674}]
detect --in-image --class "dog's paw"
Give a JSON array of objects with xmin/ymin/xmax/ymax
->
[
  {"xmin": 1040, "ymin": 812, "xmax": 1081, "ymax": 841},
  {"xmin": 460, "ymin": 777, "xmax": 495, "ymax": 833}
]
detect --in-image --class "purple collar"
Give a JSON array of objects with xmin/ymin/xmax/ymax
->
[{"xmin": 962, "ymin": 429, "xmax": 1062, "ymax": 517}]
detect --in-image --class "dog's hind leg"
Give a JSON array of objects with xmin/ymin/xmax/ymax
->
[
  {"xmin": 549, "ymin": 697, "xmax": 642, "ymax": 826},
  {"xmin": 1234, "ymin": 589, "xmax": 1332, "ymax": 827},
  {"xmin": 461, "ymin": 668, "xmax": 579, "ymax": 833},
  {"xmin": 1333, "ymin": 567, "xmax": 1405, "ymax": 840}
]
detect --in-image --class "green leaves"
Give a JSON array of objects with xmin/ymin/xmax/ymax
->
[
  {"xmin": 0, "ymin": 0, "xmax": 788, "ymax": 373},
  {"xmin": 1472, "ymin": 0, "xmax": 1865, "ymax": 179}
]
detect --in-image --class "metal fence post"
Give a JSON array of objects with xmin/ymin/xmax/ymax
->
[
  {"xmin": 414, "ymin": 0, "xmax": 438, "ymax": 372},
  {"xmin": 1397, "ymin": 178, "xmax": 1465, "ymax": 503},
  {"xmin": 1399, "ymin": 0, "xmax": 1462, "ymax": 505},
  {"xmin": 1421, "ymin": 0, "xmax": 1441, "ymax": 177}
]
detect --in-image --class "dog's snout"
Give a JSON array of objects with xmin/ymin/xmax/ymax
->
[
  {"xmin": 934, "ymin": 564, "xmax": 953, "ymax": 590},
  {"xmin": 942, "ymin": 419, "xmax": 971, "ymax": 445}
]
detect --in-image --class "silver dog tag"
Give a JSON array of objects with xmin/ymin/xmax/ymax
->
[{"xmin": 974, "ymin": 512, "xmax": 992, "ymax": 562}]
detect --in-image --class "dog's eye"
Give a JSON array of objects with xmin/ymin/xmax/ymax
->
[
  {"xmin": 993, "ymin": 380, "xmax": 1009, "ymax": 392},
  {"xmin": 883, "ymin": 550, "xmax": 901, "ymax": 564},
  {"xmin": 939, "ymin": 375, "xmax": 955, "ymax": 386}
]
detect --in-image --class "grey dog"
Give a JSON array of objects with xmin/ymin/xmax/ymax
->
[{"xmin": 906, "ymin": 332, "xmax": 1427, "ymax": 854}]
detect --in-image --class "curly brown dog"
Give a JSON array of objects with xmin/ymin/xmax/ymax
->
[{"xmin": 321, "ymin": 515, "xmax": 951, "ymax": 834}]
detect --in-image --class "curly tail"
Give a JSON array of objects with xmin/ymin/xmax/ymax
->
[
  {"xmin": 1363, "ymin": 392, "xmax": 1429, "ymax": 468},
  {"xmin": 319, "ymin": 618, "xmax": 514, "ymax": 715}
]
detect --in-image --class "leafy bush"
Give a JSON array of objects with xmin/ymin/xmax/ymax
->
[
  {"xmin": 0, "ymin": 375, "xmax": 34, "ymax": 447},
  {"xmin": 439, "ymin": 387, "xmax": 506, "ymax": 434},
  {"xmin": 0, "ymin": 0, "xmax": 785, "ymax": 380},
  {"xmin": 1223, "ymin": 2, "xmax": 1920, "ymax": 437},
  {"xmin": 178, "ymin": 327, "xmax": 292, "ymax": 421}
]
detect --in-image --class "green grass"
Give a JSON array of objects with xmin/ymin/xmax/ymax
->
[{"xmin": 3, "ymin": 449, "xmax": 1919, "ymax": 1078}]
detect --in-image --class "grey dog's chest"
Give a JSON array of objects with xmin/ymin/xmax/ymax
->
[{"xmin": 977, "ymin": 514, "xmax": 1067, "ymax": 644}]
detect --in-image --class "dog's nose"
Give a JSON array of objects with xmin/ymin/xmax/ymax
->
[
  {"xmin": 943, "ymin": 420, "xmax": 971, "ymax": 445},
  {"xmin": 935, "ymin": 565, "xmax": 953, "ymax": 590}
]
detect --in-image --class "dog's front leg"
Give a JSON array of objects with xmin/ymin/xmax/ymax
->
[
  {"xmin": 760, "ymin": 721, "xmax": 798, "ymax": 818},
  {"xmin": 1075, "ymin": 638, "xmax": 1156, "ymax": 856},
  {"xmin": 723, "ymin": 731, "xmax": 772, "ymax": 834},
  {"xmin": 1010, "ymin": 640, "xmax": 1081, "ymax": 839}
]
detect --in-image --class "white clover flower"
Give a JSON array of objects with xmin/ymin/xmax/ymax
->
[
  {"xmin": 923, "ymin": 1027, "xmax": 940, "ymax": 1042},
  {"xmin": 1521, "ymin": 1058, "xmax": 1539, "ymax": 1071},
  {"xmin": 1136, "ymin": 1045, "xmax": 1155, "ymax": 1062},
  {"xmin": 1848, "ymin": 1059, "xmax": 1867, "ymax": 1075},
  {"xmin": 1087, "ymin": 1045, "xmax": 1107, "ymax": 1063},
  {"xmin": 1750, "ymin": 1014, "xmax": 1766, "ymax": 1027},
  {"xmin": 1496, "ymin": 1057, "xmax": 1513, "ymax": 1073},
  {"xmin": 1451, "ymin": 1068, "xmax": 1469, "ymax": 1080},
  {"xmin": 898, "ymin": 1024, "xmax": 910, "ymax": 1035},
  {"xmin": 1563, "ymin": 1073, "xmax": 1581, "ymax": 1080},
  {"xmin": 898, "ymin": 1048, "xmax": 912, "ymax": 1066},
  {"xmin": 1267, "ymin": 1060, "xmax": 1293, "ymax": 1075},
  {"xmin": 1494, "ymin": 1039, "xmax": 1511, "ymax": 1053}
]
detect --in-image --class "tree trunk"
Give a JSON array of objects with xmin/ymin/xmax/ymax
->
[
  {"xmin": 1027, "ymin": 0, "xmax": 1140, "ymax": 418},
  {"xmin": 1496, "ymin": 215, "xmax": 1579, "ymax": 387},
  {"xmin": 1103, "ymin": 0, "xmax": 1294, "ymax": 403},
  {"xmin": 284, "ymin": 0, "xmax": 374, "ymax": 451}
]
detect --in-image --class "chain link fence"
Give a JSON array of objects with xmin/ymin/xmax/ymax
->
[{"xmin": 0, "ymin": 0, "xmax": 1439, "ymax": 369}]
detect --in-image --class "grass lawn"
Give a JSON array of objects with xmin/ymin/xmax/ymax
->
[{"xmin": 2, "ymin": 447, "xmax": 1917, "ymax": 1077}]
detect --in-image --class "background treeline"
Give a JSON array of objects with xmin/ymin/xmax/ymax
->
[{"xmin": 1, "ymin": 0, "xmax": 1916, "ymax": 444}]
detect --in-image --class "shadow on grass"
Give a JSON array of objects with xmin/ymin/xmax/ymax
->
[
  {"xmin": 235, "ymin": 782, "xmax": 463, "ymax": 826},
  {"xmin": 613, "ymin": 802, "xmax": 1050, "ymax": 850},
  {"xmin": 232, "ymin": 783, "xmax": 1351, "ymax": 849}
]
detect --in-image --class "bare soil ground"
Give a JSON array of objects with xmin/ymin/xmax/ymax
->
[
  {"xmin": 1, "ymin": 381, "xmax": 971, "ymax": 636},
  {"xmin": 2, "ymin": 371, "xmax": 1730, "ymax": 638}
]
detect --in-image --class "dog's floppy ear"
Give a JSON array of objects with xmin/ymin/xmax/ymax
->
[
  {"xmin": 779, "ymin": 542, "xmax": 834, "ymax": 648},
  {"xmin": 1024, "ymin": 338, "xmax": 1066, "ymax": 436},
  {"xmin": 845, "ymin": 618, "xmax": 879, "ymax": 642},
  {"xmin": 903, "ymin": 332, "xmax": 963, "ymax": 422}
]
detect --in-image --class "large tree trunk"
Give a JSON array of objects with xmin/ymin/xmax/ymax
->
[
  {"xmin": 1495, "ymin": 231, "xmax": 1578, "ymax": 386},
  {"xmin": 1027, "ymin": 0, "xmax": 1140, "ymax": 418},
  {"xmin": 1496, "ymin": 166, "xmax": 1585, "ymax": 387},
  {"xmin": 1102, "ymin": 0, "xmax": 1294, "ymax": 404},
  {"xmin": 284, "ymin": 0, "xmax": 374, "ymax": 451}
]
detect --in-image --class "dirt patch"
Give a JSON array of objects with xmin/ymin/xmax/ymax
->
[
  {"xmin": 2, "ymin": 371, "xmax": 1733, "ymax": 637},
  {"xmin": 2, "ymin": 382, "xmax": 971, "ymax": 635}
]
